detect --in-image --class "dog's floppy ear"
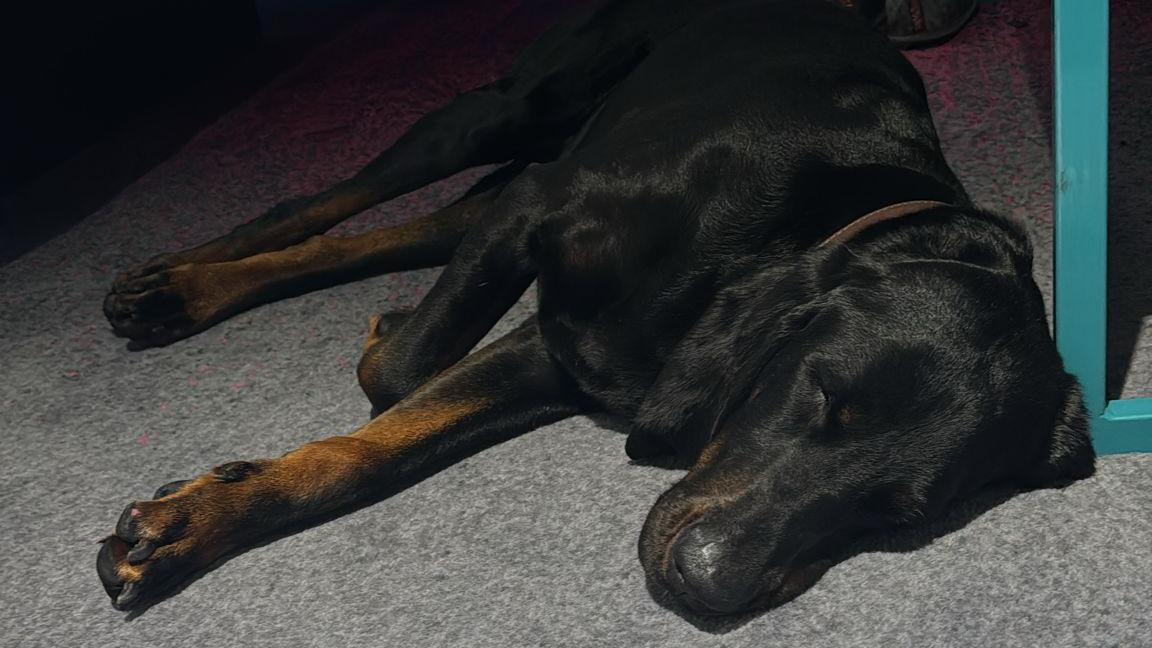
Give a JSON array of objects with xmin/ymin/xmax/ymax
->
[
  {"xmin": 1020, "ymin": 372, "xmax": 1096, "ymax": 487},
  {"xmin": 626, "ymin": 267, "xmax": 817, "ymax": 464},
  {"xmin": 625, "ymin": 325, "xmax": 754, "ymax": 465},
  {"xmin": 625, "ymin": 299, "xmax": 755, "ymax": 463}
]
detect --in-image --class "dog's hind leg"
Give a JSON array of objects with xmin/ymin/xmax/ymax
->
[
  {"xmin": 112, "ymin": 4, "xmax": 656, "ymax": 280},
  {"xmin": 107, "ymin": 47, "xmax": 644, "ymax": 347},
  {"xmin": 97, "ymin": 319, "xmax": 583, "ymax": 611},
  {"xmin": 112, "ymin": 73, "xmax": 569, "ymax": 282},
  {"xmin": 104, "ymin": 163, "xmax": 522, "ymax": 348},
  {"xmin": 106, "ymin": 6, "xmax": 658, "ymax": 348},
  {"xmin": 116, "ymin": 24, "xmax": 649, "ymax": 278}
]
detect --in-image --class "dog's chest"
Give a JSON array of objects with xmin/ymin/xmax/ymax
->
[{"xmin": 530, "ymin": 213, "xmax": 724, "ymax": 412}]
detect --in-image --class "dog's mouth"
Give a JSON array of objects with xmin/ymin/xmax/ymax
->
[{"xmin": 667, "ymin": 557, "xmax": 827, "ymax": 616}]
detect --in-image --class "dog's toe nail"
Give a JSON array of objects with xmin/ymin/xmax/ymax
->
[
  {"xmin": 153, "ymin": 479, "xmax": 191, "ymax": 500},
  {"xmin": 126, "ymin": 338, "xmax": 152, "ymax": 351},
  {"xmin": 116, "ymin": 503, "xmax": 141, "ymax": 542},
  {"xmin": 114, "ymin": 582, "xmax": 141, "ymax": 611},
  {"xmin": 117, "ymin": 273, "xmax": 168, "ymax": 295},
  {"xmin": 96, "ymin": 536, "xmax": 126, "ymax": 596},
  {"xmin": 103, "ymin": 294, "xmax": 119, "ymax": 319},
  {"xmin": 214, "ymin": 461, "xmax": 260, "ymax": 482},
  {"xmin": 127, "ymin": 540, "xmax": 158, "ymax": 564}
]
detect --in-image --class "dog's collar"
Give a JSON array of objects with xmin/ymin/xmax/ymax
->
[{"xmin": 819, "ymin": 200, "xmax": 952, "ymax": 248}]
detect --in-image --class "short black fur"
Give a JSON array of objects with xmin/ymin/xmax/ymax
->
[{"xmin": 99, "ymin": 0, "xmax": 1095, "ymax": 617}]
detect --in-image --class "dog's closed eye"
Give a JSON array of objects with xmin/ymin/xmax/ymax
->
[
  {"xmin": 816, "ymin": 379, "xmax": 861, "ymax": 429},
  {"xmin": 825, "ymin": 392, "xmax": 854, "ymax": 426},
  {"xmin": 834, "ymin": 403, "xmax": 855, "ymax": 425}
]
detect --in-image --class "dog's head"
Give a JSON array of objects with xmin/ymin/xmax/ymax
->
[{"xmin": 629, "ymin": 211, "xmax": 1095, "ymax": 615}]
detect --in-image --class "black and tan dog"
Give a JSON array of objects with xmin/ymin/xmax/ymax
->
[{"xmin": 98, "ymin": 0, "xmax": 1095, "ymax": 615}]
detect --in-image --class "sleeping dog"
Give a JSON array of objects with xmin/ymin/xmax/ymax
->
[{"xmin": 98, "ymin": 0, "xmax": 1095, "ymax": 615}]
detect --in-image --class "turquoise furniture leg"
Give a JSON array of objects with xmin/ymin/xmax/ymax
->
[{"xmin": 1052, "ymin": 0, "xmax": 1152, "ymax": 453}]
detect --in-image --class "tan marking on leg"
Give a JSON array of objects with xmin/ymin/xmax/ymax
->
[
  {"xmin": 364, "ymin": 314, "xmax": 384, "ymax": 352},
  {"xmin": 116, "ymin": 562, "xmax": 145, "ymax": 581},
  {"xmin": 174, "ymin": 190, "xmax": 490, "ymax": 317},
  {"xmin": 354, "ymin": 398, "xmax": 492, "ymax": 455},
  {"xmin": 693, "ymin": 430, "xmax": 727, "ymax": 470},
  {"xmin": 124, "ymin": 398, "xmax": 493, "ymax": 561},
  {"xmin": 301, "ymin": 188, "xmax": 378, "ymax": 224},
  {"xmin": 109, "ymin": 184, "xmax": 498, "ymax": 345},
  {"xmin": 226, "ymin": 398, "xmax": 495, "ymax": 512}
]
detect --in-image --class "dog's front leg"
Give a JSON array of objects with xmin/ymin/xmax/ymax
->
[
  {"xmin": 96, "ymin": 320, "xmax": 579, "ymax": 611},
  {"xmin": 356, "ymin": 175, "xmax": 550, "ymax": 413}
]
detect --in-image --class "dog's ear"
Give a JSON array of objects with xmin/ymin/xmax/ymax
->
[
  {"xmin": 627, "ymin": 268, "xmax": 817, "ymax": 464},
  {"xmin": 1020, "ymin": 372, "xmax": 1096, "ymax": 487},
  {"xmin": 625, "ymin": 301, "xmax": 759, "ymax": 465}
]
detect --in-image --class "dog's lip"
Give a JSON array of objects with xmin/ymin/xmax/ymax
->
[
  {"xmin": 670, "ymin": 558, "xmax": 822, "ymax": 616},
  {"xmin": 673, "ymin": 586, "xmax": 741, "ymax": 616}
]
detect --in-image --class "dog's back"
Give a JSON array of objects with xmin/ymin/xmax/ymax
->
[
  {"xmin": 526, "ymin": 0, "xmax": 971, "ymax": 411},
  {"xmin": 563, "ymin": 0, "xmax": 966, "ymax": 220}
]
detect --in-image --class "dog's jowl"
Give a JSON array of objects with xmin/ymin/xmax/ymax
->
[{"xmin": 98, "ymin": 0, "xmax": 1094, "ymax": 615}]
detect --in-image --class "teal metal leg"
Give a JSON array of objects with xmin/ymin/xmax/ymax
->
[{"xmin": 1052, "ymin": 0, "xmax": 1152, "ymax": 453}]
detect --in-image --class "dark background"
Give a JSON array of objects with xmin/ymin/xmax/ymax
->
[{"xmin": 1, "ymin": 0, "xmax": 383, "ymax": 264}]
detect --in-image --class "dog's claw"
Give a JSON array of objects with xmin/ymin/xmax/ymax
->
[
  {"xmin": 115, "ymin": 503, "xmax": 141, "ymax": 543},
  {"xmin": 214, "ymin": 461, "xmax": 260, "ymax": 482},
  {"xmin": 96, "ymin": 536, "xmax": 127, "ymax": 598},
  {"xmin": 127, "ymin": 540, "xmax": 158, "ymax": 564},
  {"xmin": 112, "ymin": 271, "xmax": 170, "ymax": 295},
  {"xmin": 153, "ymin": 479, "xmax": 191, "ymax": 500},
  {"xmin": 114, "ymin": 582, "xmax": 141, "ymax": 611}
]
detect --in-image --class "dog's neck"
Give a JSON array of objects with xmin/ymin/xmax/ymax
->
[
  {"xmin": 780, "ymin": 161, "xmax": 969, "ymax": 247},
  {"xmin": 819, "ymin": 200, "xmax": 951, "ymax": 248}
]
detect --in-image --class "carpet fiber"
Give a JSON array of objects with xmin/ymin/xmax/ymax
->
[{"xmin": 2, "ymin": 1, "xmax": 1150, "ymax": 646}]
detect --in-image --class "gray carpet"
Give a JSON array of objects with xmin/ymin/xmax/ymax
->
[{"xmin": 2, "ymin": 1, "xmax": 1150, "ymax": 646}]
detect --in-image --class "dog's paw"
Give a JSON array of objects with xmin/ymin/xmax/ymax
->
[
  {"xmin": 361, "ymin": 310, "xmax": 412, "ymax": 352},
  {"xmin": 96, "ymin": 463, "xmax": 266, "ymax": 610},
  {"xmin": 103, "ymin": 262, "xmax": 240, "ymax": 349},
  {"xmin": 113, "ymin": 252, "xmax": 187, "ymax": 284},
  {"xmin": 358, "ymin": 310, "xmax": 416, "ymax": 416}
]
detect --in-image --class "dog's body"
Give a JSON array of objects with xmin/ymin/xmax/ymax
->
[{"xmin": 98, "ymin": 0, "xmax": 1094, "ymax": 615}]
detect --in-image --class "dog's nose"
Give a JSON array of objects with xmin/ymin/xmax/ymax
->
[{"xmin": 667, "ymin": 524, "xmax": 760, "ymax": 615}]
